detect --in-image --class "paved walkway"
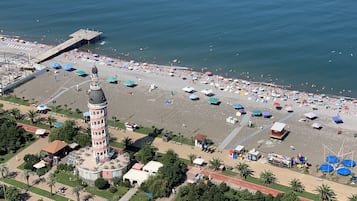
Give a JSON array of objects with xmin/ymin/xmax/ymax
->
[{"xmin": 119, "ymin": 187, "xmax": 138, "ymax": 201}]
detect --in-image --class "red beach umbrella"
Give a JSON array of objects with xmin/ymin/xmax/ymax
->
[
  {"xmin": 273, "ymin": 102, "xmax": 280, "ymax": 107},
  {"xmin": 205, "ymin": 71, "xmax": 213, "ymax": 76}
]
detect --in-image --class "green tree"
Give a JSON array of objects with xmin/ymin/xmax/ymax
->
[
  {"xmin": 0, "ymin": 163, "xmax": 9, "ymax": 178},
  {"xmin": 236, "ymin": 162, "xmax": 254, "ymax": 179},
  {"xmin": 27, "ymin": 109, "xmax": 38, "ymax": 124},
  {"xmin": 188, "ymin": 153, "xmax": 197, "ymax": 164},
  {"xmin": 289, "ymin": 178, "xmax": 304, "ymax": 192},
  {"xmin": 5, "ymin": 186, "xmax": 20, "ymax": 201},
  {"xmin": 136, "ymin": 144, "xmax": 155, "ymax": 164},
  {"xmin": 47, "ymin": 173, "xmax": 56, "ymax": 196},
  {"xmin": 0, "ymin": 119, "xmax": 27, "ymax": 154},
  {"xmin": 46, "ymin": 116, "xmax": 56, "ymax": 128},
  {"xmin": 315, "ymin": 184, "xmax": 336, "ymax": 201},
  {"xmin": 348, "ymin": 194, "xmax": 357, "ymax": 201},
  {"xmin": 259, "ymin": 170, "xmax": 276, "ymax": 184},
  {"xmin": 72, "ymin": 186, "xmax": 82, "ymax": 201},
  {"xmin": 73, "ymin": 133, "xmax": 91, "ymax": 147},
  {"xmin": 141, "ymin": 175, "xmax": 169, "ymax": 198},
  {"xmin": 23, "ymin": 169, "xmax": 33, "ymax": 187},
  {"xmin": 9, "ymin": 108, "xmax": 21, "ymax": 120},
  {"xmin": 281, "ymin": 191, "xmax": 299, "ymax": 201},
  {"xmin": 49, "ymin": 120, "xmax": 78, "ymax": 143},
  {"xmin": 95, "ymin": 178, "xmax": 109, "ymax": 189},
  {"xmin": 209, "ymin": 158, "xmax": 222, "ymax": 171},
  {"xmin": 121, "ymin": 136, "xmax": 132, "ymax": 150}
]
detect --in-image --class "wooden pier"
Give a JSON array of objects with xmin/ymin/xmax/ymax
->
[{"xmin": 32, "ymin": 29, "xmax": 102, "ymax": 64}]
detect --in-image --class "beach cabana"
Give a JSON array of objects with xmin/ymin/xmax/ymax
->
[
  {"xmin": 270, "ymin": 122, "xmax": 288, "ymax": 139},
  {"xmin": 252, "ymin": 110, "xmax": 262, "ymax": 116},
  {"xmin": 208, "ymin": 97, "xmax": 220, "ymax": 105},
  {"xmin": 326, "ymin": 155, "xmax": 339, "ymax": 164},
  {"xmin": 337, "ymin": 167, "xmax": 351, "ymax": 176},
  {"xmin": 107, "ymin": 76, "xmax": 118, "ymax": 83},
  {"xmin": 63, "ymin": 64, "xmax": 73, "ymax": 71},
  {"xmin": 232, "ymin": 103, "xmax": 244, "ymax": 109},
  {"xmin": 304, "ymin": 112, "xmax": 317, "ymax": 120},
  {"xmin": 50, "ymin": 62, "xmax": 61, "ymax": 69},
  {"xmin": 75, "ymin": 70, "xmax": 87, "ymax": 76},
  {"xmin": 342, "ymin": 159, "xmax": 356, "ymax": 167},
  {"xmin": 37, "ymin": 104, "xmax": 48, "ymax": 111},
  {"xmin": 189, "ymin": 94, "xmax": 199, "ymax": 100},
  {"xmin": 124, "ymin": 80, "xmax": 136, "ymax": 87},
  {"xmin": 262, "ymin": 112, "xmax": 272, "ymax": 118},
  {"xmin": 54, "ymin": 122, "xmax": 64, "ymax": 128},
  {"xmin": 332, "ymin": 116, "xmax": 343, "ymax": 124},
  {"xmin": 312, "ymin": 122, "xmax": 322, "ymax": 129},
  {"xmin": 320, "ymin": 164, "xmax": 334, "ymax": 173}
]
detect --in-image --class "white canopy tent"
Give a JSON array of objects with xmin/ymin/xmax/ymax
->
[
  {"xmin": 201, "ymin": 89, "xmax": 214, "ymax": 96},
  {"xmin": 33, "ymin": 160, "xmax": 46, "ymax": 169},
  {"xmin": 193, "ymin": 158, "xmax": 205, "ymax": 166},
  {"xmin": 304, "ymin": 112, "xmax": 317, "ymax": 119},
  {"xmin": 182, "ymin": 86, "xmax": 195, "ymax": 93},
  {"xmin": 312, "ymin": 122, "xmax": 322, "ymax": 129},
  {"xmin": 35, "ymin": 129, "xmax": 46, "ymax": 136}
]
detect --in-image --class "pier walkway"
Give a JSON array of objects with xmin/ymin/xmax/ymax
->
[{"xmin": 32, "ymin": 29, "xmax": 102, "ymax": 63}]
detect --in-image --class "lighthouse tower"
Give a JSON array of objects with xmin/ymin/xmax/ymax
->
[{"xmin": 88, "ymin": 66, "xmax": 110, "ymax": 161}]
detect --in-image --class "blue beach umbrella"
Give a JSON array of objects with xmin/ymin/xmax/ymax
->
[
  {"xmin": 232, "ymin": 103, "xmax": 244, "ymax": 109},
  {"xmin": 107, "ymin": 76, "xmax": 118, "ymax": 83},
  {"xmin": 342, "ymin": 159, "xmax": 356, "ymax": 167},
  {"xmin": 50, "ymin": 62, "xmax": 61, "ymax": 69},
  {"xmin": 336, "ymin": 167, "xmax": 351, "ymax": 176},
  {"xmin": 64, "ymin": 64, "xmax": 73, "ymax": 71},
  {"xmin": 124, "ymin": 80, "xmax": 136, "ymax": 87},
  {"xmin": 189, "ymin": 94, "xmax": 199, "ymax": 100},
  {"xmin": 252, "ymin": 109, "xmax": 262, "ymax": 116},
  {"xmin": 75, "ymin": 70, "xmax": 87, "ymax": 76},
  {"xmin": 208, "ymin": 97, "xmax": 220, "ymax": 105},
  {"xmin": 320, "ymin": 163, "xmax": 334, "ymax": 173},
  {"xmin": 326, "ymin": 155, "xmax": 339, "ymax": 164}
]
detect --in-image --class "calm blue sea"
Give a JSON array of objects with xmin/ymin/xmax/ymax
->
[{"xmin": 0, "ymin": 0, "xmax": 356, "ymax": 97}]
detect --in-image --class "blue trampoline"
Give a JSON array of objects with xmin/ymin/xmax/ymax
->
[
  {"xmin": 336, "ymin": 167, "xmax": 351, "ymax": 176},
  {"xmin": 342, "ymin": 159, "xmax": 356, "ymax": 167},
  {"xmin": 320, "ymin": 163, "xmax": 334, "ymax": 173},
  {"xmin": 326, "ymin": 155, "xmax": 339, "ymax": 164}
]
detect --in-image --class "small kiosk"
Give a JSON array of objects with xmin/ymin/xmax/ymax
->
[
  {"xmin": 270, "ymin": 122, "xmax": 288, "ymax": 140},
  {"xmin": 248, "ymin": 149, "xmax": 261, "ymax": 161}
]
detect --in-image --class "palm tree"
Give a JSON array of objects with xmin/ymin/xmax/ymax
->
[
  {"xmin": 315, "ymin": 184, "xmax": 336, "ymax": 201},
  {"xmin": 188, "ymin": 153, "xmax": 197, "ymax": 164},
  {"xmin": 46, "ymin": 116, "xmax": 56, "ymax": 128},
  {"xmin": 23, "ymin": 169, "xmax": 33, "ymax": 187},
  {"xmin": 72, "ymin": 186, "xmax": 82, "ymax": 201},
  {"xmin": 26, "ymin": 110, "xmax": 38, "ymax": 124},
  {"xmin": 209, "ymin": 158, "xmax": 222, "ymax": 171},
  {"xmin": 289, "ymin": 178, "xmax": 304, "ymax": 192},
  {"xmin": 259, "ymin": 170, "xmax": 277, "ymax": 184},
  {"xmin": 112, "ymin": 116, "xmax": 117, "ymax": 127},
  {"xmin": 10, "ymin": 108, "xmax": 21, "ymax": 120},
  {"xmin": 47, "ymin": 174, "xmax": 56, "ymax": 196},
  {"xmin": 236, "ymin": 162, "xmax": 254, "ymax": 179},
  {"xmin": 0, "ymin": 163, "xmax": 9, "ymax": 178},
  {"xmin": 121, "ymin": 137, "xmax": 132, "ymax": 150},
  {"xmin": 348, "ymin": 194, "xmax": 357, "ymax": 201}
]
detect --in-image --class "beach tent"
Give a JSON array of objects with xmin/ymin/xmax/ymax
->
[
  {"xmin": 320, "ymin": 163, "xmax": 334, "ymax": 173},
  {"xmin": 232, "ymin": 103, "xmax": 244, "ymax": 109},
  {"xmin": 201, "ymin": 89, "xmax": 214, "ymax": 96},
  {"xmin": 124, "ymin": 80, "xmax": 136, "ymax": 87},
  {"xmin": 332, "ymin": 116, "xmax": 343, "ymax": 124},
  {"xmin": 336, "ymin": 167, "xmax": 351, "ymax": 176},
  {"xmin": 342, "ymin": 159, "xmax": 356, "ymax": 167},
  {"xmin": 182, "ymin": 86, "xmax": 195, "ymax": 93},
  {"xmin": 75, "ymin": 70, "xmax": 87, "ymax": 76},
  {"xmin": 304, "ymin": 112, "xmax": 317, "ymax": 119},
  {"xmin": 63, "ymin": 64, "xmax": 73, "ymax": 71},
  {"xmin": 312, "ymin": 122, "xmax": 322, "ymax": 129},
  {"xmin": 37, "ymin": 104, "xmax": 47, "ymax": 111},
  {"xmin": 189, "ymin": 94, "xmax": 199, "ymax": 100},
  {"xmin": 107, "ymin": 76, "xmax": 118, "ymax": 83},
  {"xmin": 285, "ymin": 105, "xmax": 293, "ymax": 112},
  {"xmin": 193, "ymin": 158, "xmax": 205, "ymax": 166},
  {"xmin": 208, "ymin": 97, "xmax": 220, "ymax": 105},
  {"xmin": 262, "ymin": 112, "xmax": 272, "ymax": 118},
  {"xmin": 50, "ymin": 62, "xmax": 61, "ymax": 69},
  {"xmin": 326, "ymin": 155, "xmax": 339, "ymax": 164},
  {"xmin": 54, "ymin": 122, "xmax": 64, "ymax": 128},
  {"xmin": 252, "ymin": 110, "xmax": 262, "ymax": 116}
]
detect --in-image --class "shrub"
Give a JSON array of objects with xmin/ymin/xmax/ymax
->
[
  {"xmin": 95, "ymin": 178, "xmax": 109, "ymax": 190},
  {"xmin": 108, "ymin": 186, "xmax": 117, "ymax": 193},
  {"xmin": 56, "ymin": 164, "xmax": 74, "ymax": 172}
]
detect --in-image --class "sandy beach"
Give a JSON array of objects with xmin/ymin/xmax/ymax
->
[{"xmin": 1, "ymin": 36, "xmax": 357, "ymax": 199}]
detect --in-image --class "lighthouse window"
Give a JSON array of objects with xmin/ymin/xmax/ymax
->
[{"xmin": 101, "ymin": 119, "xmax": 103, "ymax": 123}]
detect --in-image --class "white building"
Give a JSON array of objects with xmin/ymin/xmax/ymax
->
[
  {"xmin": 123, "ymin": 161, "xmax": 163, "ymax": 186},
  {"xmin": 143, "ymin": 161, "xmax": 163, "ymax": 175}
]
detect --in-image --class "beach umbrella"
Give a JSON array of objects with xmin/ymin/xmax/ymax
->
[
  {"xmin": 332, "ymin": 116, "xmax": 343, "ymax": 124},
  {"xmin": 273, "ymin": 102, "xmax": 280, "ymax": 107},
  {"xmin": 312, "ymin": 122, "xmax": 322, "ymax": 129},
  {"xmin": 36, "ymin": 104, "xmax": 47, "ymax": 111},
  {"xmin": 208, "ymin": 97, "xmax": 220, "ymax": 105},
  {"xmin": 252, "ymin": 109, "xmax": 262, "ymax": 116},
  {"xmin": 64, "ymin": 64, "xmax": 73, "ymax": 71},
  {"xmin": 320, "ymin": 164, "xmax": 334, "ymax": 173},
  {"xmin": 205, "ymin": 71, "xmax": 213, "ymax": 76},
  {"xmin": 262, "ymin": 112, "xmax": 271, "ymax": 118},
  {"xmin": 326, "ymin": 155, "xmax": 339, "ymax": 164},
  {"xmin": 285, "ymin": 105, "xmax": 293, "ymax": 112},
  {"xmin": 50, "ymin": 62, "xmax": 61, "ymax": 69},
  {"xmin": 336, "ymin": 167, "xmax": 351, "ymax": 176},
  {"xmin": 124, "ymin": 80, "xmax": 136, "ymax": 87},
  {"xmin": 189, "ymin": 94, "xmax": 199, "ymax": 100},
  {"xmin": 54, "ymin": 122, "xmax": 64, "ymax": 128},
  {"xmin": 107, "ymin": 76, "xmax": 118, "ymax": 83},
  {"xmin": 232, "ymin": 103, "xmax": 244, "ymax": 109},
  {"xmin": 304, "ymin": 112, "xmax": 317, "ymax": 119},
  {"xmin": 75, "ymin": 70, "xmax": 87, "ymax": 76},
  {"xmin": 238, "ymin": 108, "xmax": 246, "ymax": 114},
  {"xmin": 342, "ymin": 159, "xmax": 356, "ymax": 167}
]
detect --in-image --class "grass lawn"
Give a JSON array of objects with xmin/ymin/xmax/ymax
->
[
  {"xmin": 54, "ymin": 171, "xmax": 80, "ymax": 187},
  {"xmin": 17, "ymin": 162, "xmax": 26, "ymax": 170},
  {"xmin": 3, "ymin": 178, "xmax": 71, "ymax": 201},
  {"xmin": 129, "ymin": 190, "xmax": 152, "ymax": 201},
  {"xmin": 0, "ymin": 138, "xmax": 37, "ymax": 163},
  {"xmin": 0, "ymin": 95, "xmax": 30, "ymax": 106},
  {"xmin": 110, "ymin": 141, "xmax": 125, "ymax": 148}
]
